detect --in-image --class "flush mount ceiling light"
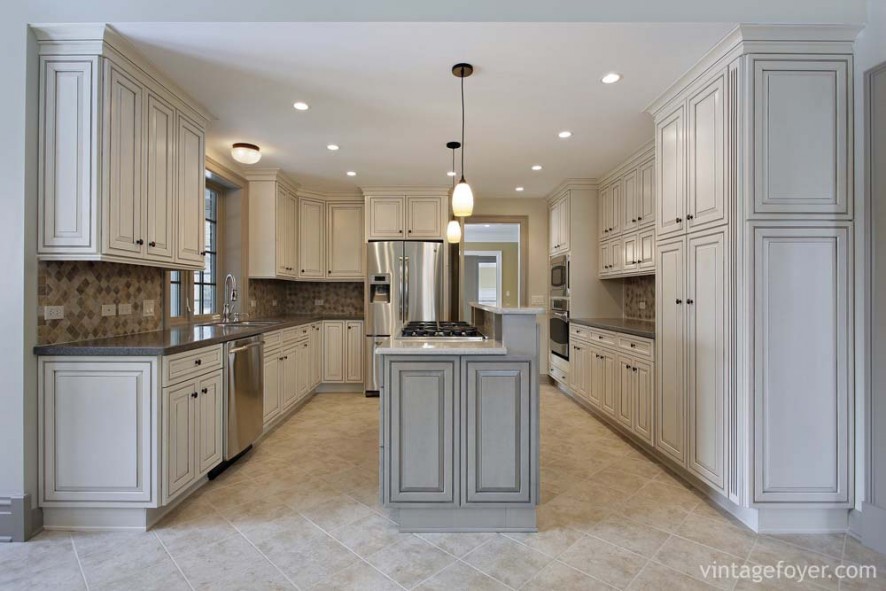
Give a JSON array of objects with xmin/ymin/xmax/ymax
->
[
  {"xmin": 531, "ymin": 164, "xmax": 543, "ymax": 171},
  {"xmin": 451, "ymin": 63, "xmax": 475, "ymax": 218},
  {"xmin": 515, "ymin": 187, "xmax": 525, "ymax": 192},
  {"xmin": 327, "ymin": 144, "xmax": 340, "ymax": 151},
  {"xmin": 446, "ymin": 171, "xmax": 457, "ymax": 177},
  {"xmin": 293, "ymin": 101, "xmax": 310, "ymax": 110},
  {"xmin": 446, "ymin": 220, "xmax": 462, "ymax": 244},
  {"xmin": 601, "ymin": 72, "xmax": 622, "ymax": 84},
  {"xmin": 558, "ymin": 131, "xmax": 573, "ymax": 139},
  {"xmin": 346, "ymin": 171, "xmax": 357, "ymax": 177},
  {"xmin": 231, "ymin": 142, "xmax": 261, "ymax": 164}
]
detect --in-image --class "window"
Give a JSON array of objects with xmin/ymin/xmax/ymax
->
[{"xmin": 168, "ymin": 184, "xmax": 221, "ymax": 323}]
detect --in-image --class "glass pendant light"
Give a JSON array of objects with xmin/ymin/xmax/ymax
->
[
  {"xmin": 446, "ymin": 220, "xmax": 462, "ymax": 243},
  {"xmin": 451, "ymin": 63, "xmax": 474, "ymax": 217}
]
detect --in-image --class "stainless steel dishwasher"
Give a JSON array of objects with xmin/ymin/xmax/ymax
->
[{"xmin": 224, "ymin": 335, "xmax": 264, "ymax": 460}]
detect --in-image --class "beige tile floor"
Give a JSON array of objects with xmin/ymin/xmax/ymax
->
[{"xmin": 2, "ymin": 383, "xmax": 884, "ymax": 591}]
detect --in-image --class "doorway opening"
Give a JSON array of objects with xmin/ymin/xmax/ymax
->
[{"xmin": 461, "ymin": 222, "xmax": 522, "ymax": 319}]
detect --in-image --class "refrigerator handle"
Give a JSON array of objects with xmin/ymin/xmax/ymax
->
[
  {"xmin": 398, "ymin": 255, "xmax": 405, "ymax": 325},
  {"xmin": 403, "ymin": 256, "xmax": 410, "ymax": 323}
]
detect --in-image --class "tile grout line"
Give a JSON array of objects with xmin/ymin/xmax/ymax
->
[
  {"xmin": 428, "ymin": 535, "xmax": 522, "ymax": 591},
  {"xmin": 153, "ymin": 531, "xmax": 197, "ymax": 591},
  {"xmin": 216, "ymin": 510, "xmax": 303, "ymax": 590},
  {"xmin": 69, "ymin": 533, "xmax": 90, "ymax": 591}
]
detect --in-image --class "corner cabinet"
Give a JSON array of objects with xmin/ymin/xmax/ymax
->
[
  {"xmin": 37, "ymin": 28, "xmax": 210, "ymax": 270},
  {"xmin": 365, "ymin": 193, "xmax": 449, "ymax": 241}
]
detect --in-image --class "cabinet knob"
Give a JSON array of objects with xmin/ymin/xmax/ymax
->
[
  {"xmin": 675, "ymin": 299, "xmax": 682, "ymax": 304},
  {"xmin": 136, "ymin": 239, "xmax": 144, "ymax": 245},
  {"xmin": 201, "ymin": 387, "xmax": 208, "ymax": 394},
  {"xmin": 686, "ymin": 214, "xmax": 694, "ymax": 220},
  {"xmin": 632, "ymin": 367, "xmax": 638, "ymax": 372},
  {"xmin": 191, "ymin": 392, "xmax": 198, "ymax": 398},
  {"xmin": 675, "ymin": 217, "xmax": 682, "ymax": 223},
  {"xmin": 149, "ymin": 241, "xmax": 156, "ymax": 247},
  {"xmin": 630, "ymin": 343, "xmax": 635, "ymax": 348},
  {"xmin": 194, "ymin": 359, "xmax": 202, "ymax": 366},
  {"xmin": 687, "ymin": 299, "xmax": 694, "ymax": 304},
  {"xmin": 399, "ymin": 230, "xmax": 403, "ymax": 233},
  {"xmin": 637, "ymin": 216, "xmax": 642, "ymax": 220},
  {"xmin": 632, "ymin": 218, "xmax": 637, "ymax": 223},
  {"xmin": 201, "ymin": 251, "xmax": 207, "ymax": 256}
]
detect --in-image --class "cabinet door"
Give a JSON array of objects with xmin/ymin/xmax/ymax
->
[
  {"xmin": 549, "ymin": 199, "xmax": 561, "ymax": 254},
  {"xmin": 323, "ymin": 321, "xmax": 345, "ymax": 383},
  {"xmin": 610, "ymin": 239, "xmax": 624, "ymax": 275},
  {"xmin": 656, "ymin": 238, "xmax": 686, "ymax": 463},
  {"xmin": 753, "ymin": 225, "xmax": 851, "ymax": 503},
  {"xmin": 617, "ymin": 357, "xmax": 634, "ymax": 428},
  {"xmin": 601, "ymin": 351, "xmax": 618, "ymax": 417},
  {"xmin": 281, "ymin": 344, "xmax": 299, "ymax": 408},
  {"xmin": 599, "ymin": 185, "xmax": 612, "ymax": 237},
  {"xmin": 569, "ymin": 343, "xmax": 585, "ymax": 397},
  {"xmin": 327, "ymin": 202, "xmax": 364, "ymax": 279},
  {"xmin": 263, "ymin": 351, "xmax": 281, "ymax": 425},
  {"xmin": 296, "ymin": 340, "xmax": 311, "ymax": 399},
  {"xmin": 622, "ymin": 233, "xmax": 638, "ymax": 272},
  {"xmin": 176, "ymin": 114, "xmax": 206, "ymax": 265},
  {"xmin": 638, "ymin": 159, "xmax": 656, "ymax": 228},
  {"xmin": 164, "ymin": 381, "xmax": 197, "ymax": 502},
  {"xmin": 310, "ymin": 323, "xmax": 322, "ymax": 387},
  {"xmin": 656, "ymin": 104, "xmax": 686, "ymax": 238},
  {"xmin": 622, "ymin": 170, "xmax": 639, "ymax": 232},
  {"xmin": 104, "ymin": 62, "xmax": 143, "ymax": 256},
  {"xmin": 557, "ymin": 196, "xmax": 570, "ymax": 252},
  {"xmin": 406, "ymin": 196, "xmax": 446, "ymax": 239},
  {"xmin": 367, "ymin": 196, "xmax": 405, "ymax": 239},
  {"xmin": 633, "ymin": 359, "xmax": 654, "ymax": 445},
  {"xmin": 687, "ymin": 230, "xmax": 727, "ymax": 491},
  {"xmin": 599, "ymin": 241, "xmax": 611, "ymax": 276},
  {"xmin": 144, "ymin": 92, "xmax": 176, "ymax": 261},
  {"xmin": 346, "ymin": 321, "xmax": 364, "ymax": 383},
  {"xmin": 196, "ymin": 371, "xmax": 223, "ymax": 475},
  {"xmin": 638, "ymin": 228, "xmax": 655, "ymax": 271},
  {"xmin": 687, "ymin": 72, "xmax": 727, "ymax": 231},
  {"xmin": 299, "ymin": 198, "xmax": 325, "ymax": 279},
  {"xmin": 388, "ymin": 360, "xmax": 456, "ymax": 503},
  {"xmin": 276, "ymin": 189, "xmax": 296, "ymax": 276},
  {"xmin": 586, "ymin": 347, "xmax": 601, "ymax": 407},
  {"xmin": 464, "ymin": 361, "xmax": 531, "ymax": 503},
  {"xmin": 610, "ymin": 180, "xmax": 624, "ymax": 236}
]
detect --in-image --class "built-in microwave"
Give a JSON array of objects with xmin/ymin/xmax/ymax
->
[
  {"xmin": 550, "ymin": 254, "xmax": 569, "ymax": 297},
  {"xmin": 549, "ymin": 297, "xmax": 569, "ymax": 360}
]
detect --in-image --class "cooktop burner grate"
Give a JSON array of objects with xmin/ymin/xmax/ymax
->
[{"xmin": 401, "ymin": 321, "xmax": 485, "ymax": 339}]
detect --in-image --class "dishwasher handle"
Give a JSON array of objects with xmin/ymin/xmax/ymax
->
[{"xmin": 228, "ymin": 342, "xmax": 263, "ymax": 355}]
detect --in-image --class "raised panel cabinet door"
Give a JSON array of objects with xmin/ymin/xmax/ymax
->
[
  {"xmin": 638, "ymin": 159, "xmax": 656, "ymax": 228},
  {"xmin": 175, "ymin": 113, "xmax": 206, "ymax": 265},
  {"xmin": 263, "ymin": 350, "xmax": 281, "ymax": 425},
  {"xmin": 633, "ymin": 359, "xmax": 654, "ymax": 445},
  {"xmin": 622, "ymin": 233, "xmax": 638, "ymax": 271},
  {"xmin": 656, "ymin": 238, "xmax": 686, "ymax": 463},
  {"xmin": 753, "ymin": 225, "xmax": 851, "ymax": 503},
  {"xmin": 464, "ymin": 361, "xmax": 531, "ymax": 503},
  {"xmin": 610, "ymin": 180, "xmax": 624, "ymax": 236},
  {"xmin": 585, "ymin": 347, "xmax": 601, "ymax": 407},
  {"xmin": 688, "ymin": 71, "xmax": 727, "ymax": 231},
  {"xmin": 345, "ymin": 321, "xmax": 364, "ymax": 383},
  {"xmin": 598, "ymin": 185, "xmax": 611, "ymax": 237},
  {"xmin": 368, "ymin": 196, "xmax": 405, "ymax": 239},
  {"xmin": 196, "ymin": 371, "xmax": 223, "ymax": 475},
  {"xmin": 144, "ymin": 92, "xmax": 176, "ymax": 261},
  {"xmin": 569, "ymin": 343, "xmax": 584, "ymax": 396},
  {"xmin": 687, "ymin": 230, "xmax": 727, "ymax": 491},
  {"xmin": 599, "ymin": 241, "xmax": 611, "ymax": 277},
  {"xmin": 310, "ymin": 323, "xmax": 322, "ymax": 387},
  {"xmin": 276, "ymin": 190, "xmax": 296, "ymax": 276},
  {"xmin": 656, "ymin": 103, "xmax": 686, "ymax": 238},
  {"xmin": 753, "ymin": 59, "xmax": 850, "ymax": 216},
  {"xmin": 600, "ymin": 351, "xmax": 618, "ymax": 417},
  {"xmin": 327, "ymin": 202, "xmax": 365, "ymax": 279},
  {"xmin": 39, "ymin": 58, "xmax": 98, "ymax": 252},
  {"xmin": 623, "ymin": 170, "xmax": 639, "ymax": 232},
  {"xmin": 639, "ymin": 228, "xmax": 656, "ymax": 272},
  {"xmin": 163, "ymin": 380, "xmax": 197, "ymax": 503},
  {"xmin": 296, "ymin": 340, "xmax": 311, "ymax": 399},
  {"xmin": 388, "ymin": 360, "xmax": 456, "ymax": 503},
  {"xmin": 281, "ymin": 344, "xmax": 299, "ymax": 408},
  {"xmin": 299, "ymin": 197, "xmax": 326, "ymax": 278},
  {"xmin": 40, "ymin": 360, "xmax": 155, "ymax": 504},
  {"xmin": 406, "ymin": 196, "xmax": 446, "ymax": 239},
  {"xmin": 610, "ymin": 239, "xmax": 625, "ymax": 275},
  {"xmin": 557, "ymin": 195, "xmax": 570, "ymax": 252},
  {"xmin": 103, "ymin": 61, "xmax": 143, "ymax": 256},
  {"xmin": 617, "ymin": 357, "xmax": 634, "ymax": 428},
  {"xmin": 323, "ymin": 321, "xmax": 345, "ymax": 383},
  {"xmin": 549, "ymin": 199, "xmax": 561, "ymax": 254}
]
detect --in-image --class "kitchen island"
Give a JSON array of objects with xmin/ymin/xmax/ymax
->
[{"xmin": 376, "ymin": 304, "xmax": 543, "ymax": 532}]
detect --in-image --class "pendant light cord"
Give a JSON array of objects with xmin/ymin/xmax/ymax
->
[{"xmin": 460, "ymin": 70, "xmax": 466, "ymax": 181}]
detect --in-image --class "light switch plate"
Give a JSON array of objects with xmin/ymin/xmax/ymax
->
[
  {"xmin": 101, "ymin": 304, "xmax": 116, "ymax": 317},
  {"xmin": 638, "ymin": 301, "xmax": 647, "ymax": 310},
  {"xmin": 118, "ymin": 303, "xmax": 132, "ymax": 315},
  {"xmin": 44, "ymin": 305, "xmax": 64, "ymax": 320},
  {"xmin": 143, "ymin": 299, "xmax": 155, "ymax": 317}
]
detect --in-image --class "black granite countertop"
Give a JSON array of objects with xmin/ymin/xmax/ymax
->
[
  {"xmin": 570, "ymin": 317, "xmax": 655, "ymax": 339},
  {"xmin": 33, "ymin": 314, "xmax": 364, "ymax": 357}
]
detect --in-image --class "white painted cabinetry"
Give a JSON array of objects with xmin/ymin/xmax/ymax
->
[
  {"xmin": 322, "ymin": 320, "xmax": 364, "ymax": 384},
  {"xmin": 326, "ymin": 202, "xmax": 365, "ymax": 279},
  {"xmin": 549, "ymin": 193, "xmax": 570, "ymax": 255},
  {"xmin": 364, "ymin": 193, "xmax": 449, "ymax": 241}
]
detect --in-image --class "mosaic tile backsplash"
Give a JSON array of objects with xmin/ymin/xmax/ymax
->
[
  {"xmin": 623, "ymin": 275, "xmax": 655, "ymax": 320},
  {"xmin": 250, "ymin": 280, "xmax": 364, "ymax": 318},
  {"xmin": 38, "ymin": 261, "xmax": 165, "ymax": 345}
]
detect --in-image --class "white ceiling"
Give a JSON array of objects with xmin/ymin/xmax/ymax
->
[
  {"xmin": 464, "ymin": 223, "xmax": 521, "ymax": 243},
  {"xmin": 117, "ymin": 22, "xmax": 734, "ymax": 198}
]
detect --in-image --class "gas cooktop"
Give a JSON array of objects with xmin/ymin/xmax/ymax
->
[{"xmin": 401, "ymin": 321, "xmax": 486, "ymax": 340}]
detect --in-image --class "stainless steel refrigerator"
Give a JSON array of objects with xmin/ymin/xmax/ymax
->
[{"xmin": 365, "ymin": 241, "xmax": 444, "ymax": 394}]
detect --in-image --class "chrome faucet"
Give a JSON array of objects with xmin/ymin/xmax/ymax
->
[{"xmin": 223, "ymin": 273, "xmax": 238, "ymax": 323}]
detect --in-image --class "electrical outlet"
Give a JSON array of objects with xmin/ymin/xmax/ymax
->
[
  {"xmin": 101, "ymin": 304, "xmax": 117, "ymax": 317},
  {"xmin": 250, "ymin": 299, "xmax": 256, "ymax": 309},
  {"xmin": 315, "ymin": 299, "xmax": 324, "ymax": 306},
  {"xmin": 530, "ymin": 295, "xmax": 545, "ymax": 307},
  {"xmin": 638, "ymin": 301, "xmax": 647, "ymax": 310},
  {"xmin": 44, "ymin": 305, "xmax": 64, "ymax": 320},
  {"xmin": 118, "ymin": 303, "xmax": 132, "ymax": 316},
  {"xmin": 272, "ymin": 299, "xmax": 278, "ymax": 307},
  {"xmin": 143, "ymin": 299, "xmax": 155, "ymax": 317}
]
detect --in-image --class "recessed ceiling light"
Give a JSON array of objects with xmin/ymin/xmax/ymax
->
[
  {"xmin": 484, "ymin": 224, "xmax": 491, "ymax": 228},
  {"xmin": 531, "ymin": 164, "xmax": 543, "ymax": 171},
  {"xmin": 293, "ymin": 101, "xmax": 310, "ymax": 110},
  {"xmin": 601, "ymin": 72, "xmax": 622, "ymax": 84},
  {"xmin": 327, "ymin": 144, "xmax": 340, "ymax": 151},
  {"xmin": 558, "ymin": 131, "xmax": 572, "ymax": 139},
  {"xmin": 446, "ymin": 171, "xmax": 457, "ymax": 177},
  {"xmin": 515, "ymin": 187, "xmax": 525, "ymax": 192},
  {"xmin": 346, "ymin": 171, "xmax": 357, "ymax": 177}
]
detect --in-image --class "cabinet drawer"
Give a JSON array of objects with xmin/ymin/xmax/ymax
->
[
  {"xmin": 618, "ymin": 336, "xmax": 653, "ymax": 358},
  {"xmin": 588, "ymin": 330, "xmax": 618, "ymax": 348},
  {"xmin": 283, "ymin": 324, "xmax": 311, "ymax": 343},
  {"xmin": 550, "ymin": 365, "xmax": 568, "ymax": 385},
  {"xmin": 162, "ymin": 345, "xmax": 223, "ymax": 386},
  {"xmin": 569, "ymin": 325, "xmax": 593, "ymax": 343},
  {"xmin": 264, "ymin": 330, "xmax": 283, "ymax": 351}
]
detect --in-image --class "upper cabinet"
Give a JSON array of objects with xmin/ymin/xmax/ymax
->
[
  {"xmin": 326, "ymin": 202, "xmax": 365, "ymax": 279},
  {"xmin": 36, "ymin": 26, "xmax": 211, "ymax": 270},
  {"xmin": 364, "ymin": 193, "xmax": 449, "ymax": 241},
  {"xmin": 298, "ymin": 197, "xmax": 325, "ymax": 279},
  {"xmin": 549, "ymin": 192, "xmax": 570, "ymax": 256}
]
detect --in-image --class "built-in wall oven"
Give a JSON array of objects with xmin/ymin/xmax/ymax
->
[
  {"xmin": 550, "ymin": 297, "xmax": 569, "ymax": 360},
  {"xmin": 550, "ymin": 254, "xmax": 569, "ymax": 297}
]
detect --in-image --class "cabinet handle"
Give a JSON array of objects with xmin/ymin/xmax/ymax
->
[
  {"xmin": 631, "ymin": 218, "xmax": 637, "ymax": 223},
  {"xmin": 201, "ymin": 387, "xmax": 208, "ymax": 394},
  {"xmin": 191, "ymin": 392, "xmax": 198, "ymax": 398},
  {"xmin": 149, "ymin": 241, "xmax": 156, "ymax": 247},
  {"xmin": 687, "ymin": 299, "xmax": 694, "ymax": 304},
  {"xmin": 201, "ymin": 251, "xmax": 207, "ymax": 256},
  {"xmin": 194, "ymin": 359, "xmax": 202, "ymax": 366},
  {"xmin": 399, "ymin": 230, "xmax": 403, "ymax": 233},
  {"xmin": 136, "ymin": 239, "xmax": 144, "ymax": 245},
  {"xmin": 675, "ymin": 217, "xmax": 682, "ymax": 223},
  {"xmin": 675, "ymin": 299, "xmax": 682, "ymax": 304},
  {"xmin": 687, "ymin": 214, "xmax": 694, "ymax": 220},
  {"xmin": 630, "ymin": 343, "xmax": 635, "ymax": 348},
  {"xmin": 637, "ymin": 216, "xmax": 642, "ymax": 220},
  {"xmin": 632, "ymin": 367, "xmax": 638, "ymax": 372}
]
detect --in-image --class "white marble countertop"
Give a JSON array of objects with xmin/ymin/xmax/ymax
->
[
  {"xmin": 376, "ymin": 338, "xmax": 507, "ymax": 355},
  {"xmin": 470, "ymin": 303, "xmax": 545, "ymax": 315}
]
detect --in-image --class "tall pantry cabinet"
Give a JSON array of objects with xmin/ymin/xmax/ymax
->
[{"xmin": 649, "ymin": 25, "xmax": 856, "ymax": 531}]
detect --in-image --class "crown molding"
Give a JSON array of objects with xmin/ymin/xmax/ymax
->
[
  {"xmin": 599, "ymin": 140, "xmax": 655, "ymax": 186},
  {"xmin": 361, "ymin": 186, "xmax": 451, "ymax": 196},
  {"xmin": 546, "ymin": 178, "xmax": 599, "ymax": 201}
]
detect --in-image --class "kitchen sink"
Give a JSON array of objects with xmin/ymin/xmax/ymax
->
[{"xmin": 206, "ymin": 321, "xmax": 279, "ymax": 328}]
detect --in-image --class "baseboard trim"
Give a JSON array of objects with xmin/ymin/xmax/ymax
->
[
  {"xmin": 0, "ymin": 494, "xmax": 41, "ymax": 542},
  {"xmin": 861, "ymin": 502, "xmax": 886, "ymax": 554},
  {"xmin": 315, "ymin": 383, "xmax": 363, "ymax": 393}
]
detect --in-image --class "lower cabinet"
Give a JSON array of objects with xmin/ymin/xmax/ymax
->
[
  {"xmin": 263, "ymin": 331, "xmax": 315, "ymax": 428},
  {"xmin": 323, "ymin": 320, "xmax": 364, "ymax": 384},
  {"xmin": 309, "ymin": 322, "xmax": 322, "ymax": 388},
  {"xmin": 263, "ymin": 346, "xmax": 282, "ymax": 425},
  {"xmin": 162, "ymin": 368, "xmax": 223, "ymax": 504}
]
